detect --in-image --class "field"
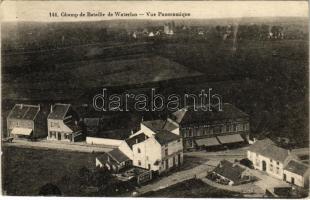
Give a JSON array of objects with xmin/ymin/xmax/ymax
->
[
  {"xmin": 142, "ymin": 178, "xmax": 243, "ymax": 198},
  {"xmin": 2, "ymin": 146, "xmax": 97, "ymax": 196}
]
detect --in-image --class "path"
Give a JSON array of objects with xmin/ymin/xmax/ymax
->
[{"xmin": 3, "ymin": 139, "xmax": 113, "ymax": 153}]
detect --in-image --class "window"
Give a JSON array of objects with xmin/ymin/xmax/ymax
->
[
  {"xmin": 138, "ymin": 160, "xmax": 141, "ymax": 166},
  {"xmin": 51, "ymin": 122, "xmax": 59, "ymax": 128},
  {"xmin": 270, "ymin": 164, "xmax": 273, "ymax": 171},
  {"xmin": 233, "ymin": 124, "xmax": 237, "ymax": 132},
  {"xmin": 277, "ymin": 161, "xmax": 280, "ymax": 165},
  {"xmin": 138, "ymin": 148, "xmax": 141, "ymax": 153},
  {"xmin": 276, "ymin": 167, "xmax": 280, "ymax": 174},
  {"xmin": 270, "ymin": 159, "xmax": 273, "ymax": 163},
  {"xmin": 177, "ymin": 139, "xmax": 181, "ymax": 143},
  {"xmin": 64, "ymin": 134, "xmax": 70, "ymax": 139},
  {"xmin": 189, "ymin": 129, "xmax": 193, "ymax": 137}
]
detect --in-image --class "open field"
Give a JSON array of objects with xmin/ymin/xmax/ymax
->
[{"xmin": 2, "ymin": 145, "xmax": 97, "ymax": 196}]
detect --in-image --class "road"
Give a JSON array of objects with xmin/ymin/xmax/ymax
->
[
  {"xmin": 3, "ymin": 139, "xmax": 113, "ymax": 153},
  {"xmin": 136, "ymin": 146, "xmax": 289, "ymax": 198}
]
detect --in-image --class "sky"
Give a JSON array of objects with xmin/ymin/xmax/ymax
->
[{"xmin": 0, "ymin": 1, "xmax": 308, "ymax": 22}]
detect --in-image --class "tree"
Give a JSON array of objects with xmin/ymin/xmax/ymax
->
[{"xmin": 38, "ymin": 183, "xmax": 62, "ymax": 196}]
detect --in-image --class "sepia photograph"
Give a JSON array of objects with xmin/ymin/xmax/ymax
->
[{"xmin": 0, "ymin": 1, "xmax": 309, "ymax": 198}]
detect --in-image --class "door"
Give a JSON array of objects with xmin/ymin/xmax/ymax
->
[
  {"xmin": 57, "ymin": 132, "xmax": 61, "ymax": 140},
  {"xmin": 291, "ymin": 177, "xmax": 295, "ymax": 185},
  {"xmin": 283, "ymin": 174, "xmax": 286, "ymax": 181},
  {"xmin": 262, "ymin": 160, "xmax": 267, "ymax": 171},
  {"xmin": 165, "ymin": 160, "xmax": 169, "ymax": 170},
  {"xmin": 178, "ymin": 154, "xmax": 181, "ymax": 166}
]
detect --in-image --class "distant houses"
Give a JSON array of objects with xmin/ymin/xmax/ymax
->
[
  {"xmin": 7, "ymin": 104, "xmax": 46, "ymax": 139},
  {"xmin": 47, "ymin": 103, "xmax": 83, "ymax": 142}
]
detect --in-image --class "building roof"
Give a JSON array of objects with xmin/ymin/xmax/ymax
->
[
  {"xmin": 284, "ymin": 160, "xmax": 309, "ymax": 176},
  {"xmin": 163, "ymin": 120, "xmax": 179, "ymax": 131},
  {"xmin": 108, "ymin": 148, "xmax": 130, "ymax": 163},
  {"xmin": 195, "ymin": 137, "xmax": 220, "ymax": 147},
  {"xmin": 217, "ymin": 134, "xmax": 244, "ymax": 144},
  {"xmin": 125, "ymin": 133, "xmax": 149, "ymax": 149},
  {"xmin": 48, "ymin": 104, "xmax": 71, "ymax": 120},
  {"xmin": 170, "ymin": 103, "xmax": 249, "ymax": 125},
  {"xmin": 248, "ymin": 138, "xmax": 290, "ymax": 163},
  {"xmin": 142, "ymin": 119, "xmax": 179, "ymax": 132},
  {"xmin": 142, "ymin": 120, "xmax": 166, "ymax": 131},
  {"xmin": 213, "ymin": 160, "xmax": 245, "ymax": 183},
  {"xmin": 154, "ymin": 130, "xmax": 181, "ymax": 145},
  {"xmin": 8, "ymin": 104, "xmax": 40, "ymax": 121}
]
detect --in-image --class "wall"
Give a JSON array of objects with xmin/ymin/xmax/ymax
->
[
  {"xmin": 247, "ymin": 150, "xmax": 285, "ymax": 180},
  {"xmin": 132, "ymin": 137, "xmax": 162, "ymax": 171},
  {"xmin": 7, "ymin": 119, "xmax": 34, "ymax": 137},
  {"xmin": 283, "ymin": 170, "xmax": 305, "ymax": 187},
  {"xmin": 159, "ymin": 138, "xmax": 183, "ymax": 173},
  {"xmin": 47, "ymin": 118, "xmax": 72, "ymax": 141},
  {"xmin": 140, "ymin": 124, "xmax": 156, "ymax": 137}
]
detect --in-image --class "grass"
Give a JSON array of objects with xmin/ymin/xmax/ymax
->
[
  {"xmin": 142, "ymin": 178, "xmax": 243, "ymax": 198},
  {"xmin": 2, "ymin": 145, "xmax": 97, "ymax": 196}
]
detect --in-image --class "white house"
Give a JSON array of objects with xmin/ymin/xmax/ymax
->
[
  {"xmin": 247, "ymin": 139, "xmax": 297, "ymax": 180},
  {"xmin": 47, "ymin": 104, "xmax": 83, "ymax": 142},
  {"xmin": 283, "ymin": 160, "xmax": 310, "ymax": 188},
  {"xmin": 125, "ymin": 128, "xmax": 183, "ymax": 174}
]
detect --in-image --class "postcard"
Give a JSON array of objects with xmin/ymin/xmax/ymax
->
[{"xmin": 0, "ymin": 1, "xmax": 309, "ymax": 198}]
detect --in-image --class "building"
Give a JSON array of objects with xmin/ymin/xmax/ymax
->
[
  {"xmin": 95, "ymin": 148, "xmax": 132, "ymax": 173},
  {"xmin": 7, "ymin": 104, "xmax": 47, "ymax": 139},
  {"xmin": 169, "ymin": 103, "xmax": 250, "ymax": 150},
  {"xmin": 125, "ymin": 128, "xmax": 183, "ymax": 174},
  {"xmin": 164, "ymin": 22, "xmax": 175, "ymax": 35},
  {"xmin": 247, "ymin": 139, "xmax": 298, "ymax": 180},
  {"xmin": 86, "ymin": 137, "xmax": 133, "ymax": 160},
  {"xmin": 140, "ymin": 119, "xmax": 179, "ymax": 136},
  {"xmin": 47, "ymin": 103, "xmax": 83, "ymax": 142},
  {"xmin": 283, "ymin": 160, "xmax": 310, "ymax": 188},
  {"xmin": 211, "ymin": 160, "xmax": 250, "ymax": 186}
]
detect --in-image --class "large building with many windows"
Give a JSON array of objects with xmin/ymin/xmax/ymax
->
[{"xmin": 168, "ymin": 103, "xmax": 250, "ymax": 150}]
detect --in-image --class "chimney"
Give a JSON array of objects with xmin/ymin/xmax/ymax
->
[
  {"xmin": 136, "ymin": 138, "xmax": 138, "ymax": 144},
  {"xmin": 131, "ymin": 130, "xmax": 134, "ymax": 135},
  {"xmin": 50, "ymin": 105, "xmax": 53, "ymax": 113},
  {"xmin": 37, "ymin": 104, "xmax": 40, "ymax": 111},
  {"xmin": 75, "ymin": 120, "xmax": 78, "ymax": 125},
  {"xmin": 20, "ymin": 104, "xmax": 23, "ymax": 109},
  {"xmin": 107, "ymin": 155, "xmax": 110, "ymax": 162}
]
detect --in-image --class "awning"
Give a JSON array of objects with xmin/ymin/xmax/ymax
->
[
  {"xmin": 196, "ymin": 137, "xmax": 220, "ymax": 147},
  {"xmin": 217, "ymin": 134, "xmax": 244, "ymax": 144},
  {"xmin": 11, "ymin": 127, "xmax": 32, "ymax": 136}
]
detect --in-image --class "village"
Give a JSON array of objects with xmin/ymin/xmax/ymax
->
[
  {"xmin": 1, "ymin": 7, "xmax": 309, "ymax": 196},
  {"xmin": 3, "ymin": 101, "xmax": 309, "ymax": 197}
]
